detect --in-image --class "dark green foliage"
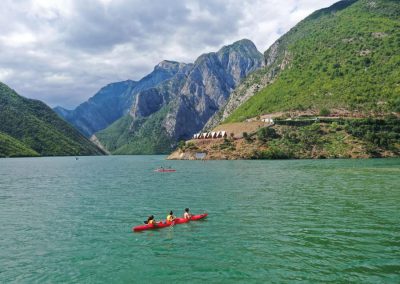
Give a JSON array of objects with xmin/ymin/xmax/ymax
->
[
  {"xmin": 242, "ymin": 132, "xmax": 252, "ymax": 142},
  {"xmin": 0, "ymin": 82, "xmax": 105, "ymax": 157},
  {"xmin": 390, "ymin": 96, "xmax": 400, "ymax": 112},
  {"xmin": 176, "ymin": 141, "xmax": 198, "ymax": 151},
  {"xmin": 96, "ymin": 106, "xmax": 175, "ymax": 154},
  {"xmin": 184, "ymin": 142, "xmax": 198, "ymax": 151},
  {"xmin": 220, "ymin": 138, "xmax": 235, "ymax": 150},
  {"xmin": 0, "ymin": 132, "xmax": 39, "ymax": 157},
  {"xmin": 319, "ymin": 108, "xmax": 331, "ymax": 116},
  {"xmin": 177, "ymin": 140, "xmax": 186, "ymax": 150},
  {"xmin": 94, "ymin": 115, "xmax": 134, "ymax": 151},
  {"xmin": 227, "ymin": 0, "xmax": 400, "ymax": 122},
  {"xmin": 251, "ymin": 117, "xmax": 400, "ymax": 159},
  {"xmin": 344, "ymin": 117, "xmax": 400, "ymax": 153},
  {"xmin": 257, "ymin": 127, "xmax": 279, "ymax": 141},
  {"xmin": 252, "ymin": 146, "xmax": 293, "ymax": 159},
  {"xmin": 274, "ymin": 119, "xmax": 317, "ymax": 126}
]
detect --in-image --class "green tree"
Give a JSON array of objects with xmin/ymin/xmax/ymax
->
[{"xmin": 177, "ymin": 140, "xmax": 186, "ymax": 150}]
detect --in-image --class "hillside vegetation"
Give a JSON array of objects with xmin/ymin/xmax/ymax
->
[
  {"xmin": 0, "ymin": 82, "xmax": 105, "ymax": 157},
  {"xmin": 0, "ymin": 132, "xmax": 39, "ymax": 157},
  {"xmin": 96, "ymin": 106, "xmax": 174, "ymax": 154},
  {"xmin": 226, "ymin": 0, "xmax": 400, "ymax": 122},
  {"xmin": 169, "ymin": 116, "xmax": 400, "ymax": 160}
]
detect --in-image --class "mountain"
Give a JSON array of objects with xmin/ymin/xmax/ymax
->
[
  {"xmin": 0, "ymin": 82, "xmax": 105, "ymax": 157},
  {"xmin": 53, "ymin": 80, "xmax": 137, "ymax": 137},
  {"xmin": 54, "ymin": 61, "xmax": 189, "ymax": 137},
  {"xmin": 0, "ymin": 132, "xmax": 39, "ymax": 157},
  {"xmin": 220, "ymin": 0, "xmax": 400, "ymax": 123},
  {"xmin": 95, "ymin": 39, "xmax": 264, "ymax": 154},
  {"xmin": 169, "ymin": 0, "xmax": 400, "ymax": 160}
]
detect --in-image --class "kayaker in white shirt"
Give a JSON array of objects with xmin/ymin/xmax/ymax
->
[{"xmin": 183, "ymin": 208, "xmax": 192, "ymax": 220}]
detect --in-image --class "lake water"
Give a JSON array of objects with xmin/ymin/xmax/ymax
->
[{"xmin": 0, "ymin": 156, "xmax": 399, "ymax": 283}]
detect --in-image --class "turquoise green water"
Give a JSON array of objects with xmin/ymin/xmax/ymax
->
[{"xmin": 0, "ymin": 156, "xmax": 399, "ymax": 283}]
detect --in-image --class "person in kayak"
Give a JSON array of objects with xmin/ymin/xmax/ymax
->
[
  {"xmin": 166, "ymin": 211, "xmax": 176, "ymax": 223},
  {"xmin": 146, "ymin": 215, "xmax": 157, "ymax": 225},
  {"xmin": 183, "ymin": 208, "xmax": 192, "ymax": 220}
]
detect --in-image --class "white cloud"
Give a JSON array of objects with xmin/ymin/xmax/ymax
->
[
  {"xmin": 0, "ymin": 31, "xmax": 37, "ymax": 48},
  {"xmin": 0, "ymin": 68, "xmax": 14, "ymax": 81},
  {"xmin": 0, "ymin": 0, "xmax": 338, "ymax": 108}
]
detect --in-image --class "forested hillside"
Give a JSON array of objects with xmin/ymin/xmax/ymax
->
[
  {"xmin": 0, "ymin": 82, "xmax": 105, "ymax": 157},
  {"xmin": 225, "ymin": 0, "xmax": 400, "ymax": 122}
]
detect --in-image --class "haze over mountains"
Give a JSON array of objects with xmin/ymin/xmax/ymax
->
[
  {"xmin": 55, "ymin": 39, "xmax": 264, "ymax": 154},
  {"xmin": 54, "ymin": 61, "xmax": 189, "ymax": 137}
]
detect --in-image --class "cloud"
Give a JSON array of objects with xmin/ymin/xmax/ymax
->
[{"xmin": 0, "ymin": 0, "xmax": 338, "ymax": 108}]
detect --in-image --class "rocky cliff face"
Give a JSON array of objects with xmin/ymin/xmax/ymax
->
[
  {"xmin": 166, "ymin": 40, "xmax": 264, "ymax": 140},
  {"xmin": 96, "ymin": 39, "xmax": 264, "ymax": 154},
  {"xmin": 54, "ymin": 61, "xmax": 187, "ymax": 137},
  {"xmin": 203, "ymin": 38, "xmax": 291, "ymax": 130}
]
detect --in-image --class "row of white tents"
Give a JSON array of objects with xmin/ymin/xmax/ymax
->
[{"xmin": 193, "ymin": 131, "xmax": 227, "ymax": 139}]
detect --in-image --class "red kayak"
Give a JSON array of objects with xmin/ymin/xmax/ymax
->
[
  {"xmin": 154, "ymin": 168, "xmax": 176, "ymax": 172},
  {"xmin": 133, "ymin": 213, "xmax": 208, "ymax": 232}
]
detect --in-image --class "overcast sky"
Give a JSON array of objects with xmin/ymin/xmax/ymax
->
[{"xmin": 0, "ymin": 0, "xmax": 337, "ymax": 109}]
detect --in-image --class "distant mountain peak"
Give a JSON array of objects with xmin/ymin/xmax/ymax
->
[
  {"xmin": 218, "ymin": 39, "xmax": 261, "ymax": 54},
  {"xmin": 230, "ymin": 38, "xmax": 258, "ymax": 48},
  {"xmin": 53, "ymin": 106, "xmax": 71, "ymax": 116},
  {"xmin": 156, "ymin": 60, "xmax": 180, "ymax": 68}
]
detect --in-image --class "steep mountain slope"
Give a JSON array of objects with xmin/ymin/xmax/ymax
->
[
  {"xmin": 215, "ymin": 0, "xmax": 400, "ymax": 124},
  {"xmin": 0, "ymin": 132, "xmax": 39, "ymax": 157},
  {"xmin": 54, "ymin": 80, "xmax": 137, "ymax": 137},
  {"xmin": 0, "ymin": 82, "xmax": 105, "ymax": 157},
  {"xmin": 55, "ymin": 61, "xmax": 189, "ymax": 137},
  {"xmin": 171, "ymin": 0, "xmax": 400, "ymax": 160},
  {"xmin": 96, "ymin": 39, "xmax": 264, "ymax": 154}
]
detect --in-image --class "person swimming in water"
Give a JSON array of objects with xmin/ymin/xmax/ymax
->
[
  {"xmin": 183, "ymin": 208, "xmax": 192, "ymax": 220},
  {"xmin": 166, "ymin": 211, "xmax": 176, "ymax": 223}
]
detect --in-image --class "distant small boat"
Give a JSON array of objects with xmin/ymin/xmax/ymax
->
[{"xmin": 154, "ymin": 168, "xmax": 176, "ymax": 172}]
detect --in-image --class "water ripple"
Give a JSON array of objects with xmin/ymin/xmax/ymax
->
[{"xmin": 0, "ymin": 157, "xmax": 399, "ymax": 283}]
